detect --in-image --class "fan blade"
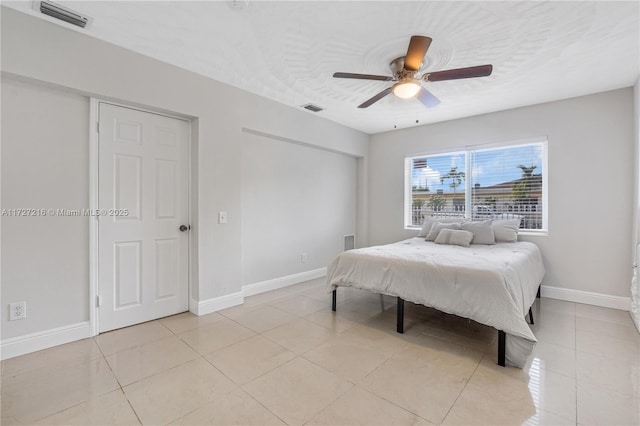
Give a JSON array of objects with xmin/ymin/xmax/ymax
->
[
  {"xmin": 417, "ymin": 87, "xmax": 441, "ymax": 108},
  {"xmin": 425, "ymin": 64, "xmax": 493, "ymax": 82},
  {"xmin": 333, "ymin": 72, "xmax": 393, "ymax": 81},
  {"xmin": 357, "ymin": 87, "xmax": 393, "ymax": 108},
  {"xmin": 404, "ymin": 36, "xmax": 432, "ymax": 71}
]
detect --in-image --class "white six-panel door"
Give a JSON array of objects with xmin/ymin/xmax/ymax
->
[{"xmin": 98, "ymin": 103, "xmax": 189, "ymax": 332}]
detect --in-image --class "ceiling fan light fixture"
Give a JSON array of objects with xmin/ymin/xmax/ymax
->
[
  {"xmin": 332, "ymin": 35, "xmax": 493, "ymax": 109},
  {"xmin": 392, "ymin": 79, "xmax": 421, "ymax": 99}
]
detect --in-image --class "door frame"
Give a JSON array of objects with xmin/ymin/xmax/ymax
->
[{"xmin": 89, "ymin": 98, "xmax": 193, "ymax": 336}]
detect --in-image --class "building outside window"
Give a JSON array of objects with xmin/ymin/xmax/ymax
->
[{"xmin": 405, "ymin": 139, "xmax": 547, "ymax": 232}]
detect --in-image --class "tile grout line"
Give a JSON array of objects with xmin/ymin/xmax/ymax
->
[
  {"xmin": 168, "ymin": 404, "xmax": 203, "ymax": 424},
  {"xmin": 26, "ymin": 397, "xmax": 91, "ymax": 423},
  {"xmin": 97, "ymin": 324, "xmax": 203, "ymax": 386},
  {"xmin": 332, "ymin": 342, "xmax": 419, "ymax": 418},
  {"xmin": 199, "ymin": 315, "xmax": 321, "ymax": 389},
  {"xmin": 177, "ymin": 316, "xmax": 259, "ymax": 355},
  {"xmin": 158, "ymin": 318, "xmax": 179, "ymax": 336},
  {"xmin": 94, "ymin": 320, "xmax": 176, "ymax": 357},
  {"xmin": 238, "ymin": 352, "xmax": 302, "ymax": 388},
  {"xmin": 440, "ymin": 352, "xmax": 485, "ymax": 424},
  {"xmin": 230, "ymin": 318, "xmax": 353, "ymax": 425},
  {"xmin": 164, "ymin": 352, "xmax": 287, "ymax": 425},
  {"xmin": 125, "ymin": 395, "xmax": 144, "ymax": 426},
  {"xmin": 301, "ymin": 386, "xmax": 353, "ymax": 425},
  {"xmin": 119, "ymin": 353, "xmax": 223, "ymax": 424},
  {"xmin": 297, "ymin": 378, "xmax": 354, "ymax": 425},
  {"xmin": 222, "ymin": 308, "xmax": 295, "ymax": 336},
  {"xmin": 241, "ymin": 388, "xmax": 290, "ymax": 426},
  {"xmin": 4, "ymin": 339, "xmax": 125, "ymax": 423},
  {"xmin": 349, "ymin": 381, "xmax": 432, "ymax": 424},
  {"xmin": 97, "ymin": 326, "xmax": 220, "ymax": 422},
  {"xmin": 93, "ymin": 336, "xmax": 145, "ymax": 425},
  {"xmin": 238, "ymin": 354, "xmax": 306, "ymax": 425}
]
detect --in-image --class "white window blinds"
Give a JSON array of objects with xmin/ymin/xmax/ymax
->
[
  {"xmin": 470, "ymin": 143, "xmax": 546, "ymax": 230},
  {"xmin": 408, "ymin": 151, "xmax": 466, "ymax": 226},
  {"xmin": 407, "ymin": 140, "xmax": 547, "ymax": 231}
]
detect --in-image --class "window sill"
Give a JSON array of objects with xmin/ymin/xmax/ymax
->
[
  {"xmin": 518, "ymin": 230, "xmax": 548, "ymax": 237},
  {"xmin": 405, "ymin": 226, "xmax": 548, "ymax": 237}
]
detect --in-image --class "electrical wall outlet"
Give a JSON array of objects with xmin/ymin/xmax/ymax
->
[
  {"xmin": 9, "ymin": 302, "xmax": 27, "ymax": 321},
  {"xmin": 301, "ymin": 253, "xmax": 308, "ymax": 263}
]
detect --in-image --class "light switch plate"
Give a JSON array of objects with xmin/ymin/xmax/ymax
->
[{"xmin": 218, "ymin": 211, "xmax": 227, "ymax": 224}]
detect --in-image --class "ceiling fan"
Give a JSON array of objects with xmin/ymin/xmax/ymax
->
[{"xmin": 333, "ymin": 35, "xmax": 493, "ymax": 109}]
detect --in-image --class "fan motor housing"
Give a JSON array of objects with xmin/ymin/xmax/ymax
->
[{"xmin": 390, "ymin": 57, "xmax": 418, "ymax": 79}]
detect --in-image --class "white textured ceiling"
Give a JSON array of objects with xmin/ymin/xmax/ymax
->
[{"xmin": 5, "ymin": 1, "xmax": 640, "ymax": 134}]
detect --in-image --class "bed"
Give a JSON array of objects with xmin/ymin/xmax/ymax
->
[{"xmin": 326, "ymin": 237, "xmax": 545, "ymax": 368}]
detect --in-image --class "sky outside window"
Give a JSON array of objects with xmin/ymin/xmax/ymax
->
[{"xmin": 412, "ymin": 144, "xmax": 543, "ymax": 191}]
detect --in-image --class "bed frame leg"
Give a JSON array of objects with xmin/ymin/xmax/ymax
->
[
  {"xmin": 528, "ymin": 307, "xmax": 534, "ymax": 325},
  {"xmin": 396, "ymin": 297, "xmax": 404, "ymax": 334},
  {"xmin": 498, "ymin": 330, "xmax": 506, "ymax": 367},
  {"xmin": 536, "ymin": 286, "xmax": 541, "ymax": 299},
  {"xmin": 332, "ymin": 289, "xmax": 337, "ymax": 312}
]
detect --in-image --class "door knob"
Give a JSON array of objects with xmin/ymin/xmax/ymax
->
[{"xmin": 179, "ymin": 225, "xmax": 190, "ymax": 232}]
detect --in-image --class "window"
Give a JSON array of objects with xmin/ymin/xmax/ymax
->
[{"xmin": 405, "ymin": 139, "xmax": 547, "ymax": 232}]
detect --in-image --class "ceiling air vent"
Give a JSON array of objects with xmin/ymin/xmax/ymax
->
[
  {"xmin": 39, "ymin": 1, "xmax": 89, "ymax": 28},
  {"xmin": 302, "ymin": 104, "xmax": 324, "ymax": 113},
  {"xmin": 226, "ymin": 0, "xmax": 250, "ymax": 10}
]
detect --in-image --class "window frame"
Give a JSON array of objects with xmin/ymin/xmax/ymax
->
[{"xmin": 404, "ymin": 137, "xmax": 548, "ymax": 234}]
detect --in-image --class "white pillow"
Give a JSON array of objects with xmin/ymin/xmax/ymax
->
[
  {"xmin": 434, "ymin": 229, "xmax": 474, "ymax": 247},
  {"xmin": 461, "ymin": 220, "xmax": 495, "ymax": 245},
  {"xmin": 418, "ymin": 217, "xmax": 465, "ymax": 237},
  {"xmin": 426, "ymin": 222, "xmax": 461, "ymax": 241},
  {"xmin": 493, "ymin": 219, "xmax": 520, "ymax": 243}
]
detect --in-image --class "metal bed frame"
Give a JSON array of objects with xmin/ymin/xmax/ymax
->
[{"xmin": 332, "ymin": 285, "xmax": 541, "ymax": 367}]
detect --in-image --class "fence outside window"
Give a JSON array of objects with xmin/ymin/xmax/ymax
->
[{"xmin": 411, "ymin": 203, "xmax": 542, "ymax": 230}]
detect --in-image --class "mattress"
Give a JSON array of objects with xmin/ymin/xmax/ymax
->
[{"xmin": 326, "ymin": 237, "xmax": 545, "ymax": 367}]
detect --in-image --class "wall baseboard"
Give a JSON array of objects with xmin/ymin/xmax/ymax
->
[
  {"xmin": 191, "ymin": 291, "xmax": 244, "ymax": 316},
  {"xmin": 242, "ymin": 267, "xmax": 327, "ymax": 297},
  {"xmin": 0, "ymin": 268, "xmax": 325, "ymax": 358},
  {"xmin": 1, "ymin": 321, "xmax": 92, "ymax": 361},
  {"xmin": 191, "ymin": 268, "xmax": 328, "ymax": 316},
  {"xmin": 541, "ymin": 285, "xmax": 631, "ymax": 311}
]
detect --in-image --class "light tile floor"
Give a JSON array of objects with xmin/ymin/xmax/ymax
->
[{"xmin": 2, "ymin": 278, "xmax": 639, "ymax": 425}]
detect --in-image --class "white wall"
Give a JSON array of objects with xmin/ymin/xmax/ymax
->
[
  {"xmin": 241, "ymin": 131, "xmax": 356, "ymax": 285},
  {"xmin": 369, "ymin": 89, "xmax": 634, "ymax": 299},
  {"xmin": 1, "ymin": 7, "xmax": 368, "ymax": 344},
  {"xmin": 1, "ymin": 78, "xmax": 90, "ymax": 338}
]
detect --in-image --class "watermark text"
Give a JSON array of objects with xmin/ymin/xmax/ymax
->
[{"xmin": 2, "ymin": 208, "xmax": 130, "ymax": 217}]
